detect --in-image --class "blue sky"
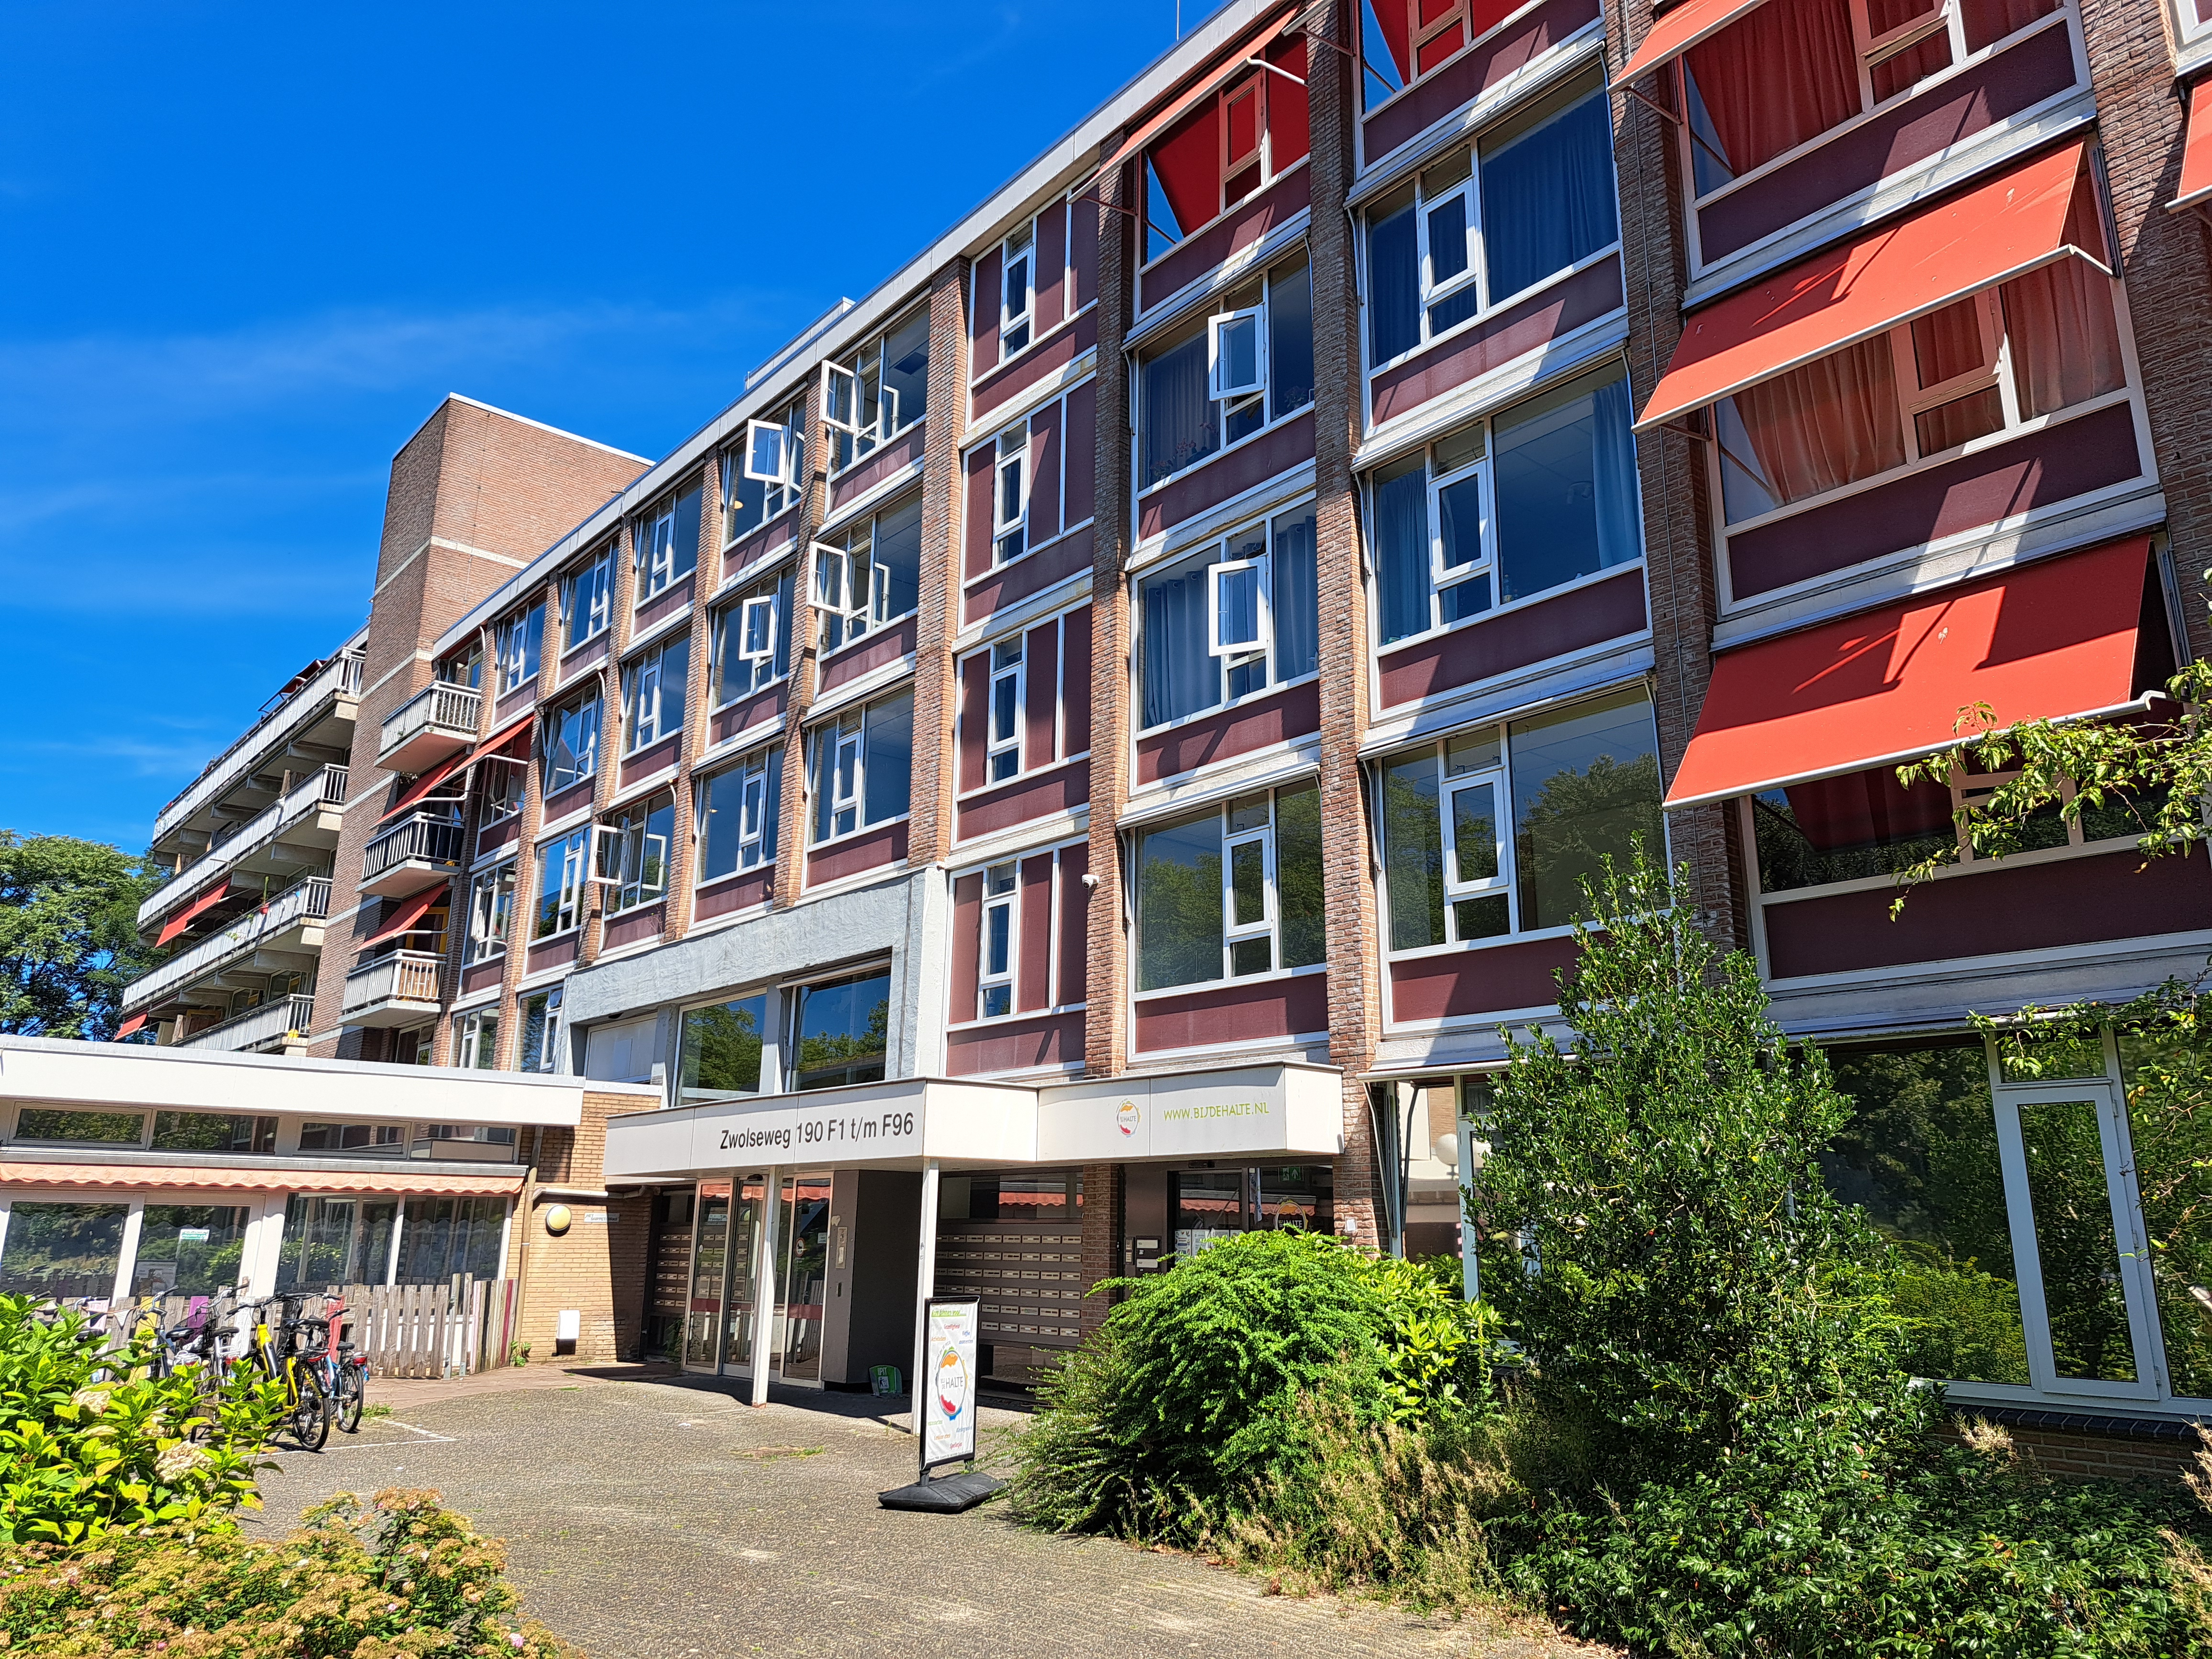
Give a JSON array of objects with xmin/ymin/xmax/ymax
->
[{"xmin": 0, "ymin": 0, "xmax": 1207, "ymax": 850}]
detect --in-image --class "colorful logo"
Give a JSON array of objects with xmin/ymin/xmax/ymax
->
[
  {"xmin": 934, "ymin": 1344, "xmax": 970, "ymax": 1425},
  {"xmin": 1116, "ymin": 1099, "xmax": 1140, "ymax": 1137}
]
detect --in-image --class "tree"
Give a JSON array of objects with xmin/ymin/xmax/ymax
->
[{"xmin": 0, "ymin": 834, "xmax": 163, "ymax": 1040}]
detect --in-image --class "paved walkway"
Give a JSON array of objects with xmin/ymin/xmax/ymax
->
[{"xmin": 245, "ymin": 1371, "xmax": 1610, "ymax": 1659}]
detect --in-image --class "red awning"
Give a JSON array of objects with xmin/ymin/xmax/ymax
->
[
  {"xmin": 1093, "ymin": 4, "xmax": 1302, "ymax": 178},
  {"xmin": 1666, "ymin": 538, "xmax": 2154, "ymax": 807},
  {"xmin": 1638, "ymin": 142, "xmax": 2101, "ymax": 431},
  {"xmin": 154, "ymin": 878, "xmax": 241, "ymax": 946},
  {"xmin": 2173, "ymin": 77, "xmax": 2212, "ymax": 213},
  {"xmin": 0, "ymin": 1161, "xmax": 525, "ymax": 1197},
  {"xmin": 1611, "ymin": 0, "xmax": 1777, "ymax": 88},
  {"xmin": 361, "ymin": 885, "xmax": 445, "ymax": 949},
  {"xmin": 382, "ymin": 711, "xmax": 533, "ymax": 822},
  {"xmin": 113, "ymin": 1014, "xmax": 147, "ymax": 1040}
]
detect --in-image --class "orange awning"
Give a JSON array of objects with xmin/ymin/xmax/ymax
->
[
  {"xmin": 2173, "ymin": 77, "xmax": 2212, "ymax": 213},
  {"xmin": 382, "ymin": 712, "xmax": 533, "ymax": 821},
  {"xmin": 1666, "ymin": 538, "xmax": 2155, "ymax": 808},
  {"xmin": 1611, "ymin": 0, "xmax": 1777, "ymax": 88},
  {"xmin": 113, "ymin": 1014, "xmax": 147, "ymax": 1040},
  {"xmin": 0, "ymin": 1162, "xmax": 526, "ymax": 1197},
  {"xmin": 154, "ymin": 878, "xmax": 243, "ymax": 946},
  {"xmin": 1094, "ymin": 4, "xmax": 1302, "ymax": 178},
  {"xmin": 1639, "ymin": 142, "xmax": 2102, "ymax": 431},
  {"xmin": 360, "ymin": 885, "xmax": 445, "ymax": 948}
]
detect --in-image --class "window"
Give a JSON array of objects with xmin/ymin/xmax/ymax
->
[
  {"xmin": 977, "ymin": 862, "xmax": 1018, "ymax": 1018},
  {"xmin": 1714, "ymin": 259, "xmax": 2128, "ymax": 525},
  {"xmin": 679, "ymin": 994, "xmax": 767, "ymax": 1104},
  {"xmin": 698, "ymin": 745, "xmax": 782, "ymax": 881},
  {"xmin": 1372, "ymin": 361, "xmax": 1640, "ymax": 646},
  {"xmin": 519, "ymin": 985, "xmax": 564, "ymax": 1074},
  {"xmin": 1137, "ymin": 501, "xmax": 1318, "ymax": 730},
  {"xmin": 725, "ymin": 397, "xmax": 805, "ymax": 542},
  {"xmin": 561, "ymin": 548, "xmax": 614, "ymax": 650},
  {"xmin": 150, "ymin": 1112, "xmax": 276, "ymax": 1153},
  {"xmin": 132, "ymin": 1204, "xmax": 250, "ymax": 1296},
  {"xmin": 393, "ymin": 1195, "xmax": 509, "ymax": 1282},
  {"xmin": 481, "ymin": 752, "xmax": 525, "ymax": 823},
  {"xmin": 1380, "ymin": 688, "xmax": 1663, "ymax": 951},
  {"xmin": 299, "ymin": 1120, "xmax": 408, "ymax": 1153},
  {"xmin": 1138, "ymin": 254, "xmax": 1313, "ymax": 488},
  {"xmin": 993, "ymin": 426, "xmax": 1029, "ymax": 566},
  {"xmin": 0, "ymin": 1201, "xmax": 126, "ymax": 1297},
  {"xmin": 714, "ymin": 568, "xmax": 794, "ymax": 703},
  {"xmin": 541, "ymin": 694, "xmax": 601, "ymax": 795},
  {"xmin": 791, "ymin": 969, "xmax": 890, "ymax": 1090},
  {"xmin": 809, "ymin": 687, "xmax": 913, "ymax": 842},
  {"xmin": 597, "ymin": 791, "xmax": 676, "ymax": 912},
  {"xmin": 815, "ymin": 495, "xmax": 922, "ymax": 654},
  {"xmin": 1144, "ymin": 49, "xmax": 1311, "ymax": 259},
  {"xmin": 535, "ymin": 828, "xmax": 589, "ymax": 938},
  {"xmin": 825, "ymin": 309, "xmax": 930, "ymax": 471},
  {"xmin": 1359, "ymin": 0, "xmax": 1532, "ymax": 104},
  {"xmin": 1135, "ymin": 781, "xmax": 1325, "ymax": 992},
  {"xmin": 494, "ymin": 602, "xmax": 544, "ymax": 694},
  {"xmin": 465, "ymin": 861, "xmax": 516, "ymax": 963},
  {"xmin": 273, "ymin": 1194, "xmax": 398, "ymax": 1289},
  {"xmin": 438, "ymin": 641, "xmax": 482, "ymax": 690},
  {"xmin": 453, "ymin": 1009, "xmax": 500, "ymax": 1070},
  {"xmin": 1681, "ymin": 0, "xmax": 2065, "ymax": 197},
  {"xmin": 412, "ymin": 1124, "xmax": 519, "ymax": 1159},
  {"xmin": 12, "ymin": 1109, "xmax": 144, "ymax": 1145},
  {"xmin": 1000, "ymin": 224, "xmax": 1035, "ymax": 354},
  {"xmin": 985, "ymin": 640, "xmax": 1024, "ymax": 782},
  {"xmin": 624, "ymin": 637, "xmax": 690, "ymax": 752},
  {"xmin": 634, "ymin": 487, "xmax": 701, "ymax": 602},
  {"xmin": 1366, "ymin": 79, "xmax": 1618, "ymax": 365}
]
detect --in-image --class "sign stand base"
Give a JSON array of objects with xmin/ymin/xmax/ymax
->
[{"xmin": 876, "ymin": 1468, "xmax": 1005, "ymax": 1513}]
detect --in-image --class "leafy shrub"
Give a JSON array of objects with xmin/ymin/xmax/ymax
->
[
  {"xmin": 1009, "ymin": 1230, "xmax": 1497, "ymax": 1542},
  {"xmin": 0, "ymin": 1295, "xmax": 282, "ymax": 1548},
  {"xmin": 0, "ymin": 1487, "xmax": 580, "ymax": 1657}
]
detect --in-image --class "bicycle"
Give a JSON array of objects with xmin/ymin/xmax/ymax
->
[
  {"xmin": 238, "ymin": 1294, "xmax": 329, "ymax": 1451},
  {"xmin": 311, "ymin": 1296, "xmax": 368, "ymax": 1434}
]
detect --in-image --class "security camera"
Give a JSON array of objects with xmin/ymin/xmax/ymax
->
[{"xmin": 1081, "ymin": 872, "xmax": 1099, "ymax": 887}]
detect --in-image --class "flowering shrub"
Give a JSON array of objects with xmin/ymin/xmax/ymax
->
[{"xmin": 0, "ymin": 1487, "xmax": 581, "ymax": 1657}]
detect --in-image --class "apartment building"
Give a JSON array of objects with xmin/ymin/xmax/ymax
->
[{"xmin": 72, "ymin": 0, "xmax": 2212, "ymax": 1458}]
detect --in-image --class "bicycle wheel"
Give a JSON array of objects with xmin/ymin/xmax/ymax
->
[
  {"xmin": 288, "ymin": 1363, "xmax": 330, "ymax": 1452},
  {"xmin": 334, "ymin": 1360, "xmax": 365, "ymax": 1433}
]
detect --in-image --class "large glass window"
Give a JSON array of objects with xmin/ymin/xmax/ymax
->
[
  {"xmin": 494, "ymin": 602, "xmax": 544, "ymax": 694},
  {"xmin": 2119, "ymin": 1029, "xmax": 2212, "ymax": 1400},
  {"xmin": 11, "ymin": 1109, "xmax": 144, "ymax": 1145},
  {"xmin": 519, "ymin": 985, "xmax": 564, "ymax": 1074},
  {"xmin": 393, "ymin": 1196, "xmax": 508, "ymax": 1283},
  {"xmin": 1381, "ymin": 688, "xmax": 1662, "ymax": 951},
  {"xmin": 1138, "ymin": 254, "xmax": 1314, "ymax": 489},
  {"xmin": 276, "ymin": 1196, "xmax": 399, "ymax": 1291},
  {"xmin": 1366, "ymin": 78, "xmax": 1617, "ymax": 364},
  {"xmin": 1171, "ymin": 1165, "xmax": 1333, "ymax": 1259},
  {"xmin": 809, "ymin": 687, "xmax": 913, "ymax": 843},
  {"xmin": 816, "ymin": 496, "xmax": 922, "ymax": 654},
  {"xmin": 726, "ymin": 397, "xmax": 805, "ymax": 542},
  {"xmin": 599, "ymin": 791, "xmax": 676, "ymax": 912},
  {"xmin": 0, "ymin": 1201, "xmax": 127, "ymax": 1296},
  {"xmin": 1135, "ymin": 781, "xmax": 1326, "ymax": 992},
  {"xmin": 560, "ymin": 548, "xmax": 615, "ymax": 651},
  {"xmin": 679, "ymin": 995, "xmax": 768, "ymax": 1104},
  {"xmin": 1137, "ymin": 502, "xmax": 1319, "ymax": 730},
  {"xmin": 535, "ymin": 828, "xmax": 589, "ymax": 938},
  {"xmin": 940, "ymin": 1170, "xmax": 1084, "ymax": 1222},
  {"xmin": 132, "ymin": 1205, "xmax": 250, "ymax": 1296},
  {"xmin": 466, "ymin": 861, "xmax": 516, "ymax": 963},
  {"xmin": 541, "ymin": 694, "xmax": 602, "ymax": 795},
  {"xmin": 714, "ymin": 568, "xmax": 794, "ymax": 703},
  {"xmin": 633, "ymin": 486, "xmax": 701, "ymax": 602},
  {"xmin": 792, "ymin": 970, "xmax": 892, "ymax": 1090},
  {"xmin": 624, "ymin": 636, "xmax": 690, "ymax": 751},
  {"xmin": 299, "ymin": 1120, "xmax": 407, "ymax": 1154},
  {"xmin": 698, "ymin": 746, "xmax": 781, "ymax": 881},
  {"xmin": 826, "ymin": 308, "xmax": 929, "ymax": 469},
  {"xmin": 1372, "ymin": 361, "xmax": 1640, "ymax": 646},
  {"xmin": 150, "ymin": 1112, "xmax": 276, "ymax": 1153},
  {"xmin": 453, "ymin": 1006, "xmax": 500, "ymax": 1069}
]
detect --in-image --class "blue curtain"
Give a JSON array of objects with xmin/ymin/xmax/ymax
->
[
  {"xmin": 1269, "ymin": 262, "xmax": 1315, "ymax": 418},
  {"xmin": 863, "ymin": 689, "xmax": 913, "ymax": 827},
  {"xmin": 1141, "ymin": 561, "xmax": 1218, "ymax": 728},
  {"xmin": 1372, "ymin": 462, "xmax": 1431, "ymax": 645},
  {"xmin": 1591, "ymin": 370, "xmax": 1641, "ymax": 570},
  {"xmin": 1272, "ymin": 508, "xmax": 1319, "ymax": 681},
  {"xmin": 1367, "ymin": 204, "xmax": 1421, "ymax": 363},
  {"xmin": 1140, "ymin": 332, "xmax": 1215, "ymax": 487},
  {"xmin": 1479, "ymin": 95, "xmax": 1619, "ymax": 302}
]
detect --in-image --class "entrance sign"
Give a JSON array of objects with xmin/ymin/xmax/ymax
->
[{"xmin": 920, "ymin": 1297, "xmax": 980, "ymax": 1472}]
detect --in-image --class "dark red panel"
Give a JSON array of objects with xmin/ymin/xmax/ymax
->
[
  {"xmin": 806, "ymin": 818, "xmax": 908, "ymax": 886},
  {"xmin": 1133, "ymin": 971, "xmax": 1329, "ymax": 1052},
  {"xmin": 1763, "ymin": 847, "xmax": 2212, "ymax": 980},
  {"xmin": 955, "ymin": 759, "xmax": 1090, "ymax": 841},
  {"xmin": 973, "ymin": 313, "xmax": 1088, "ymax": 419},
  {"xmin": 820, "ymin": 616, "xmax": 918, "ymax": 692},
  {"xmin": 476, "ymin": 815, "xmax": 521, "ymax": 861},
  {"xmin": 1028, "ymin": 397, "xmax": 1062, "ymax": 543},
  {"xmin": 1069, "ymin": 194, "xmax": 1098, "ymax": 314},
  {"xmin": 1062, "ymin": 379, "xmax": 1096, "ymax": 528},
  {"xmin": 1371, "ymin": 255, "xmax": 1624, "ymax": 425},
  {"xmin": 1388, "ymin": 935, "xmax": 1579, "ymax": 1022},
  {"xmin": 527, "ymin": 931, "xmax": 579, "ymax": 973},
  {"xmin": 946, "ymin": 1010, "xmax": 1083, "ymax": 1077},
  {"xmin": 710, "ymin": 682, "xmax": 785, "ymax": 748},
  {"xmin": 958, "ymin": 653, "xmax": 988, "ymax": 794},
  {"xmin": 962, "ymin": 524, "xmax": 1092, "ymax": 625},
  {"xmin": 1035, "ymin": 199, "xmax": 1069, "ymax": 335},
  {"xmin": 602, "ymin": 902, "xmax": 664, "ymax": 951},
  {"xmin": 1136, "ymin": 679, "xmax": 1320, "ymax": 785},
  {"xmin": 619, "ymin": 734, "xmax": 681, "ymax": 788},
  {"xmin": 541, "ymin": 779, "xmax": 596, "ymax": 824},
  {"xmin": 1699, "ymin": 23, "xmax": 2079, "ymax": 265},
  {"xmin": 558, "ymin": 632, "xmax": 608, "ymax": 677},
  {"xmin": 695, "ymin": 866, "xmax": 772, "ymax": 921},
  {"xmin": 1377, "ymin": 567, "xmax": 1647, "ymax": 709},
  {"xmin": 830, "ymin": 423, "xmax": 926, "ymax": 512},
  {"xmin": 951, "ymin": 871, "xmax": 984, "ymax": 1025},
  {"xmin": 1140, "ymin": 166, "xmax": 1311, "ymax": 314},
  {"xmin": 1725, "ymin": 402, "xmax": 2143, "ymax": 598},
  {"xmin": 634, "ymin": 574, "xmax": 693, "ymax": 632},
  {"xmin": 963, "ymin": 444, "xmax": 995, "ymax": 580},
  {"xmin": 1058, "ymin": 841, "xmax": 1090, "ymax": 1008},
  {"xmin": 461, "ymin": 961, "xmax": 503, "ymax": 996},
  {"xmin": 1363, "ymin": 0, "xmax": 1602, "ymax": 159},
  {"xmin": 971, "ymin": 245, "xmax": 1002, "ymax": 379},
  {"xmin": 1018, "ymin": 854, "xmax": 1055, "ymax": 1013},
  {"xmin": 1138, "ymin": 411, "xmax": 1315, "ymax": 542},
  {"xmin": 494, "ymin": 683, "xmax": 536, "ymax": 725},
  {"xmin": 1025, "ymin": 614, "xmax": 1061, "ymax": 766},
  {"xmin": 724, "ymin": 514, "xmax": 796, "ymax": 584},
  {"xmin": 1061, "ymin": 602, "xmax": 1093, "ymax": 750}
]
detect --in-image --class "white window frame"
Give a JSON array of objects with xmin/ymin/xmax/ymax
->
[
  {"xmin": 537, "ymin": 829, "xmax": 590, "ymax": 938},
  {"xmin": 562, "ymin": 550, "xmax": 613, "ymax": 650},
  {"xmin": 738, "ymin": 760, "xmax": 772, "ymax": 870},
  {"xmin": 454, "ymin": 1007, "xmax": 500, "ymax": 1070},
  {"xmin": 738, "ymin": 594, "xmax": 779, "ymax": 669},
  {"xmin": 1001, "ymin": 223, "xmax": 1036, "ymax": 355},
  {"xmin": 1416, "ymin": 167, "xmax": 1482, "ymax": 316},
  {"xmin": 1438, "ymin": 765, "xmax": 1515, "ymax": 933},
  {"xmin": 635, "ymin": 501, "xmax": 682, "ymax": 599},
  {"xmin": 596, "ymin": 801, "xmax": 672, "ymax": 913},
  {"xmin": 1220, "ymin": 805, "xmax": 1280, "ymax": 976},
  {"xmin": 815, "ymin": 535, "xmax": 890, "ymax": 651},
  {"xmin": 822, "ymin": 353, "xmax": 902, "ymax": 471},
  {"xmin": 1427, "ymin": 443, "xmax": 1492, "ymax": 604},
  {"xmin": 993, "ymin": 426, "xmax": 1029, "ymax": 566},
  {"xmin": 830, "ymin": 725, "xmax": 864, "ymax": 840},
  {"xmin": 543, "ymin": 696, "xmax": 600, "ymax": 795},
  {"xmin": 1206, "ymin": 553, "xmax": 1272, "ymax": 666},
  {"xmin": 466, "ymin": 861, "xmax": 515, "ymax": 964},
  {"xmin": 987, "ymin": 639, "xmax": 1025, "ymax": 784},
  {"xmin": 978, "ymin": 861, "xmax": 1018, "ymax": 1018},
  {"xmin": 494, "ymin": 605, "xmax": 541, "ymax": 695},
  {"xmin": 519, "ymin": 984, "xmax": 564, "ymax": 1075},
  {"xmin": 480, "ymin": 753, "xmax": 526, "ymax": 824},
  {"xmin": 625, "ymin": 640, "xmax": 686, "ymax": 752},
  {"xmin": 1207, "ymin": 306, "xmax": 1268, "ymax": 415},
  {"xmin": 743, "ymin": 419, "xmax": 795, "ymax": 487}
]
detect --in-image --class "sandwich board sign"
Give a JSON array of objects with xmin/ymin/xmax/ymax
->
[{"xmin": 919, "ymin": 1297, "xmax": 980, "ymax": 1474}]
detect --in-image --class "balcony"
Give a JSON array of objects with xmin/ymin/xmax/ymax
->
[
  {"xmin": 138, "ymin": 765, "xmax": 348, "ymax": 936},
  {"xmin": 153, "ymin": 651, "xmax": 362, "ymax": 848},
  {"xmin": 341, "ymin": 951, "xmax": 444, "ymax": 1028},
  {"xmin": 174, "ymin": 992, "xmax": 316, "ymax": 1055},
  {"xmin": 360, "ymin": 812, "xmax": 465, "ymax": 899},
  {"xmin": 379, "ymin": 682, "xmax": 481, "ymax": 773},
  {"xmin": 122, "ymin": 876, "xmax": 332, "ymax": 1016}
]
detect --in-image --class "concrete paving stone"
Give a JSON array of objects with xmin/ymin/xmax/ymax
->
[{"xmin": 242, "ymin": 1368, "xmax": 1615, "ymax": 1659}]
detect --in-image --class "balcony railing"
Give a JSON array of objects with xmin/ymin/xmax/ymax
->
[
  {"xmin": 378, "ymin": 682, "xmax": 482, "ymax": 769},
  {"xmin": 341, "ymin": 951, "xmax": 444, "ymax": 1021},
  {"xmin": 175, "ymin": 993, "xmax": 316, "ymax": 1053},
  {"xmin": 122, "ymin": 876, "xmax": 332, "ymax": 1014},
  {"xmin": 139, "ymin": 765, "xmax": 349, "ymax": 931},
  {"xmin": 154, "ymin": 652, "xmax": 363, "ymax": 844},
  {"xmin": 361, "ymin": 812, "xmax": 466, "ymax": 889}
]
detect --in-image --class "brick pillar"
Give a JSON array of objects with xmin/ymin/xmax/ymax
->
[
  {"xmin": 1077, "ymin": 1160, "xmax": 1123, "ymax": 1338},
  {"xmin": 908, "ymin": 259, "xmax": 974, "ymax": 866},
  {"xmin": 771, "ymin": 381, "xmax": 831, "ymax": 911},
  {"xmin": 1611, "ymin": 0, "xmax": 1745, "ymax": 951},
  {"xmin": 1085, "ymin": 140, "xmax": 1137, "ymax": 1081}
]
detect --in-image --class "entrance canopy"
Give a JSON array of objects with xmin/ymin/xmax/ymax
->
[{"xmin": 602, "ymin": 1062, "xmax": 1346, "ymax": 1181}]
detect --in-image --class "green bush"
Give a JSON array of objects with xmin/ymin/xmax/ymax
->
[
  {"xmin": 0, "ymin": 1295, "xmax": 282, "ymax": 1548},
  {"xmin": 0, "ymin": 1486, "xmax": 580, "ymax": 1657},
  {"xmin": 1008, "ymin": 1229, "xmax": 1498, "ymax": 1542}
]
